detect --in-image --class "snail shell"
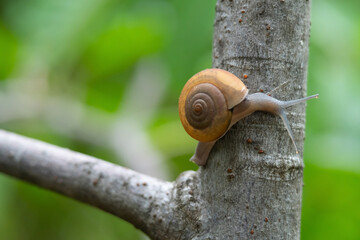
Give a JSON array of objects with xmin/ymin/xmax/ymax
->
[{"xmin": 179, "ymin": 69, "xmax": 248, "ymax": 142}]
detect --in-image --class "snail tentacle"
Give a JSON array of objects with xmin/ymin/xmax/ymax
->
[
  {"xmin": 180, "ymin": 69, "xmax": 318, "ymax": 166},
  {"xmin": 280, "ymin": 94, "xmax": 319, "ymax": 108},
  {"xmin": 278, "ymin": 109, "xmax": 299, "ymax": 154}
]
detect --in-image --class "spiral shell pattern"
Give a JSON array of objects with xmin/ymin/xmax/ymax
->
[
  {"xmin": 182, "ymin": 83, "xmax": 231, "ymax": 141},
  {"xmin": 179, "ymin": 69, "xmax": 248, "ymax": 142}
]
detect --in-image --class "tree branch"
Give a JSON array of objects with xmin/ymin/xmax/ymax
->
[
  {"xmin": 0, "ymin": 130, "xmax": 211, "ymax": 239},
  {"xmin": 0, "ymin": 130, "xmax": 173, "ymax": 237}
]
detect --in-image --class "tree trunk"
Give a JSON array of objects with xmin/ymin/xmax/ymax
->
[
  {"xmin": 0, "ymin": 0, "xmax": 311, "ymax": 239},
  {"xmin": 206, "ymin": 0, "xmax": 311, "ymax": 238}
]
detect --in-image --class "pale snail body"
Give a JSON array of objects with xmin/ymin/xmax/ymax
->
[{"xmin": 179, "ymin": 68, "xmax": 318, "ymax": 166}]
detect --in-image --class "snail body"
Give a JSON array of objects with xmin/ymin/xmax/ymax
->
[{"xmin": 179, "ymin": 69, "xmax": 318, "ymax": 166}]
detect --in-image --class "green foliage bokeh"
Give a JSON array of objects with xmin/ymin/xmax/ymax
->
[{"xmin": 0, "ymin": 0, "xmax": 359, "ymax": 239}]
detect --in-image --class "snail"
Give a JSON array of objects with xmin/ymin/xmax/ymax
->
[{"xmin": 179, "ymin": 69, "xmax": 318, "ymax": 166}]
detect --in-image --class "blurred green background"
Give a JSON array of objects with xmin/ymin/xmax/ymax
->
[{"xmin": 0, "ymin": 0, "xmax": 359, "ymax": 239}]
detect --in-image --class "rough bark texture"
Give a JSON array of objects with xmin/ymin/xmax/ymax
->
[
  {"xmin": 204, "ymin": 0, "xmax": 311, "ymax": 238},
  {"xmin": 0, "ymin": 0, "xmax": 311, "ymax": 239},
  {"xmin": 0, "ymin": 130, "xmax": 173, "ymax": 236}
]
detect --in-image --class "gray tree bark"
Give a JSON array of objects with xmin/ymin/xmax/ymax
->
[
  {"xmin": 206, "ymin": 0, "xmax": 311, "ymax": 238},
  {"xmin": 0, "ymin": 0, "xmax": 311, "ymax": 239}
]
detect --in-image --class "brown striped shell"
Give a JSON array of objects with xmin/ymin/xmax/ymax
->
[{"xmin": 179, "ymin": 69, "xmax": 248, "ymax": 142}]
